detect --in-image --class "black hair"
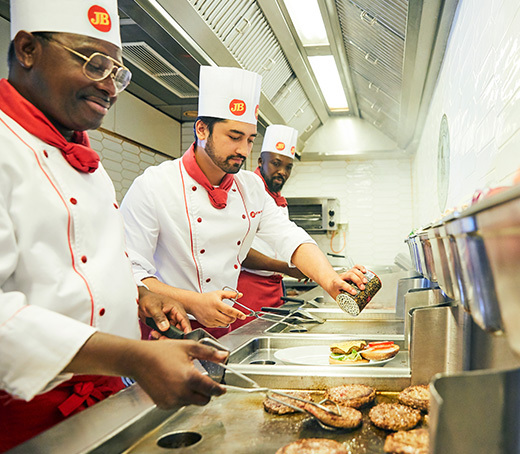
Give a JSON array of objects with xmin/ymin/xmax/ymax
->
[
  {"xmin": 193, "ymin": 116, "xmax": 227, "ymax": 144},
  {"xmin": 7, "ymin": 31, "xmax": 55, "ymax": 68}
]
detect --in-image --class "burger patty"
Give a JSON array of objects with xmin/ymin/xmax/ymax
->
[
  {"xmin": 369, "ymin": 403, "xmax": 422, "ymax": 431},
  {"xmin": 276, "ymin": 438, "xmax": 348, "ymax": 454},
  {"xmin": 263, "ymin": 391, "xmax": 313, "ymax": 415},
  {"xmin": 303, "ymin": 402, "xmax": 363, "ymax": 429},
  {"xmin": 398, "ymin": 385, "xmax": 430, "ymax": 412},
  {"xmin": 324, "ymin": 384, "xmax": 376, "ymax": 408},
  {"xmin": 384, "ymin": 428, "xmax": 429, "ymax": 454}
]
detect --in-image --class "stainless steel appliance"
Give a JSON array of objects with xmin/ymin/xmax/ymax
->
[{"xmin": 286, "ymin": 197, "xmax": 339, "ymax": 232}]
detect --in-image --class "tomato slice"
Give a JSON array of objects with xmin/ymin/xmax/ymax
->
[{"xmin": 368, "ymin": 341, "xmax": 394, "ymax": 348}]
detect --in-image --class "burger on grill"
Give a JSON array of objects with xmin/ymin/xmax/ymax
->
[
  {"xmin": 398, "ymin": 385, "xmax": 430, "ymax": 412},
  {"xmin": 324, "ymin": 384, "xmax": 376, "ymax": 408},
  {"xmin": 276, "ymin": 438, "xmax": 348, "ymax": 454},
  {"xmin": 384, "ymin": 428, "xmax": 429, "ymax": 454}
]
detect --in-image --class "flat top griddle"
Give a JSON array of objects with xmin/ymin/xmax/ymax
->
[{"xmin": 124, "ymin": 390, "xmax": 426, "ymax": 454}]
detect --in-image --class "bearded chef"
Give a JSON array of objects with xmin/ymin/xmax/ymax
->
[
  {"xmin": 0, "ymin": 1, "xmax": 227, "ymax": 450},
  {"xmin": 121, "ymin": 66, "xmax": 368, "ymax": 338},
  {"xmin": 234, "ymin": 125, "xmax": 308, "ymax": 329}
]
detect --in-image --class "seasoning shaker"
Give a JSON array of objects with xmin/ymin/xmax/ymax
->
[{"xmin": 336, "ymin": 270, "xmax": 382, "ymax": 316}]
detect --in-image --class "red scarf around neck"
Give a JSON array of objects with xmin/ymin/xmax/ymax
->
[
  {"xmin": 0, "ymin": 79, "xmax": 100, "ymax": 173},
  {"xmin": 254, "ymin": 167, "xmax": 287, "ymax": 207},
  {"xmin": 182, "ymin": 144, "xmax": 235, "ymax": 209}
]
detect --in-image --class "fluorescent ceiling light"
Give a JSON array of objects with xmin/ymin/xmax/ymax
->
[
  {"xmin": 308, "ymin": 55, "xmax": 349, "ymax": 110},
  {"xmin": 284, "ymin": 0, "xmax": 329, "ymax": 46}
]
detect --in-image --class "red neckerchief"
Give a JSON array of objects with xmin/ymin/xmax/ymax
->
[
  {"xmin": 254, "ymin": 167, "xmax": 287, "ymax": 207},
  {"xmin": 0, "ymin": 79, "xmax": 99, "ymax": 173},
  {"xmin": 182, "ymin": 143, "xmax": 235, "ymax": 209}
]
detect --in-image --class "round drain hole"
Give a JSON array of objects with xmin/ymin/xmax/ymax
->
[
  {"xmin": 250, "ymin": 360, "xmax": 276, "ymax": 365},
  {"xmin": 157, "ymin": 431, "xmax": 202, "ymax": 449}
]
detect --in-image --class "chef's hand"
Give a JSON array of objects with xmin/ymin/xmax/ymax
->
[
  {"xmin": 138, "ymin": 286, "xmax": 192, "ymax": 335},
  {"xmin": 132, "ymin": 339, "xmax": 228, "ymax": 408},
  {"xmin": 328, "ymin": 265, "xmax": 368, "ymax": 299},
  {"xmin": 189, "ymin": 290, "xmax": 247, "ymax": 328}
]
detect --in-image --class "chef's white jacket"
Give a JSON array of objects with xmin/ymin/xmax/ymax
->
[
  {"xmin": 241, "ymin": 203, "xmax": 289, "ymax": 277},
  {"xmin": 121, "ymin": 156, "xmax": 315, "ymax": 299},
  {"xmin": 0, "ymin": 110, "xmax": 140, "ymax": 400}
]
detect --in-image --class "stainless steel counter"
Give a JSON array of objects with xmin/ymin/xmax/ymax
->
[{"xmin": 9, "ymin": 283, "xmax": 413, "ymax": 454}]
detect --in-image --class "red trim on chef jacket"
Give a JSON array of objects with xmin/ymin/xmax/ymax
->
[
  {"xmin": 0, "ymin": 115, "xmax": 96, "ymax": 325},
  {"xmin": 179, "ymin": 160, "xmax": 203, "ymax": 293},
  {"xmin": 0, "ymin": 375, "xmax": 124, "ymax": 452},
  {"xmin": 233, "ymin": 270, "xmax": 283, "ymax": 330}
]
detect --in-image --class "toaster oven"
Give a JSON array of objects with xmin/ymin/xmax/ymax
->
[{"xmin": 286, "ymin": 197, "xmax": 339, "ymax": 232}]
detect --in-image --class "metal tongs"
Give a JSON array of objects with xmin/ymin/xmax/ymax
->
[
  {"xmin": 219, "ymin": 362, "xmax": 345, "ymax": 431},
  {"xmin": 223, "ymin": 286, "xmax": 309, "ymax": 332}
]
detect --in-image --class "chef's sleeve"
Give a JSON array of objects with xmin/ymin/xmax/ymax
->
[
  {"xmin": 120, "ymin": 173, "xmax": 160, "ymax": 283},
  {"xmin": 255, "ymin": 189, "xmax": 316, "ymax": 266},
  {"xmin": 0, "ymin": 193, "xmax": 96, "ymax": 401}
]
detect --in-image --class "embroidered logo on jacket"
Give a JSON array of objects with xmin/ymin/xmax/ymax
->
[{"xmin": 250, "ymin": 210, "xmax": 263, "ymax": 218}]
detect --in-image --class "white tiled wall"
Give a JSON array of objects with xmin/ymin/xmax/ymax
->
[
  {"xmin": 282, "ymin": 159, "xmax": 413, "ymax": 267},
  {"xmin": 412, "ymin": 0, "xmax": 520, "ymax": 226},
  {"xmin": 90, "ymin": 129, "xmax": 171, "ymax": 203}
]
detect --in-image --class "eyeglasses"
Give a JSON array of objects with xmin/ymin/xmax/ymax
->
[{"xmin": 49, "ymin": 39, "xmax": 132, "ymax": 94}]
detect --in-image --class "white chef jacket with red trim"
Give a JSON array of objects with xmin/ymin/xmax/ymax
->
[
  {"xmin": 241, "ymin": 203, "xmax": 290, "ymax": 277},
  {"xmin": 0, "ymin": 110, "xmax": 140, "ymax": 401},
  {"xmin": 120, "ymin": 152, "xmax": 315, "ymax": 301}
]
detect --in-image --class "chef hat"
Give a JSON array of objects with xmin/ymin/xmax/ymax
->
[
  {"xmin": 198, "ymin": 66, "xmax": 262, "ymax": 126},
  {"xmin": 10, "ymin": 0, "xmax": 122, "ymax": 48},
  {"xmin": 261, "ymin": 124, "xmax": 298, "ymax": 159}
]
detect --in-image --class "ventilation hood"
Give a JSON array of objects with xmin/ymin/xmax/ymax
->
[{"xmin": 0, "ymin": 0, "xmax": 460, "ymax": 159}]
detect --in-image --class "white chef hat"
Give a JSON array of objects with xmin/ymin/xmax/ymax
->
[
  {"xmin": 10, "ymin": 0, "xmax": 122, "ymax": 48},
  {"xmin": 198, "ymin": 66, "xmax": 262, "ymax": 126},
  {"xmin": 261, "ymin": 124, "xmax": 298, "ymax": 159}
]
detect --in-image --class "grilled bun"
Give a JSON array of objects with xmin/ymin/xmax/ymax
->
[{"xmin": 360, "ymin": 342, "xmax": 399, "ymax": 361}]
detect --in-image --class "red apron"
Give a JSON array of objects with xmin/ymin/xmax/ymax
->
[
  {"xmin": 0, "ymin": 375, "xmax": 124, "ymax": 452},
  {"xmin": 232, "ymin": 270, "xmax": 283, "ymax": 330}
]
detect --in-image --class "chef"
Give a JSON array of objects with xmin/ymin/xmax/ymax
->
[
  {"xmin": 0, "ymin": 1, "xmax": 226, "ymax": 450},
  {"xmin": 234, "ymin": 125, "xmax": 307, "ymax": 329},
  {"xmin": 121, "ymin": 66, "xmax": 368, "ymax": 338}
]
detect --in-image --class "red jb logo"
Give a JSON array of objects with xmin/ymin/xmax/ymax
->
[
  {"xmin": 291, "ymin": 146, "xmax": 296, "ymax": 155},
  {"xmin": 229, "ymin": 99, "xmax": 246, "ymax": 116},
  {"xmin": 276, "ymin": 142, "xmax": 285, "ymax": 151},
  {"xmin": 88, "ymin": 5, "xmax": 112, "ymax": 32},
  {"xmin": 255, "ymin": 105, "xmax": 259, "ymax": 120}
]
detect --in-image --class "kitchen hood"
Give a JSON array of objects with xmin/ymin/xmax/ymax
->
[{"xmin": 0, "ymin": 0, "xmax": 459, "ymax": 159}]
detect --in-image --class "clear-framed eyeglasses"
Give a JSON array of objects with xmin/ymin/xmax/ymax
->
[{"xmin": 50, "ymin": 39, "xmax": 132, "ymax": 94}]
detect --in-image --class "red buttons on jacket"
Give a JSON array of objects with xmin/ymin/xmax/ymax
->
[
  {"xmin": 43, "ymin": 150, "xmax": 49, "ymax": 158},
  {"xmin": 99, "ymin": 308, "xmax": 106, "ymax": 316},
  {"xmin": 192, "ymin": 186, "xmax": 197, "ymax": 191},
  {"xmin": 206, "ymin": 278, "xmax": 211, "ymax": 283},
  {"xmin": 70, "ymin": 198, "xmax": 77, "ymax": 205},
  {"xmin": 232, "ymin": 188, "xmax": 237, "ymax": 192},
  {"xmin": 113, "ymin": 203, "xmax": 119, "ymax": 209},
  {"xmin": 200, "ymin": 249, "xmax": 205, "ymax": 254},
  {"xmin": 237, "ymin": 240, "xmax": 241, "ymax": 245},
  {"xmin": 197, "ymin": 217, "xmax": 202, "ymax": 223},
  {"xmin": 81, "ymin": 256, "xmax": 87, "ymax": 263},
  {"xmin": 242, "ymin": 214, "xmax": 246, "ymax": 219},
  {"xmin": 234, "ymin": 264, "xmax": 238, "ymax": 269}
]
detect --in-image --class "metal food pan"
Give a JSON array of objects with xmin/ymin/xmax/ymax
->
[{"xmin": 446, "ymin": 215, "xmax": 503, "ymax": 333}]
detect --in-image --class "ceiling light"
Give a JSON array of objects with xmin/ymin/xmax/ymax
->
[
  {"xmin": 284, "ymin": 0, "xmax": 329, "ymax": 46},
  {"xmin": 308, "ymin": 55, "xmax": 349, "ymax": 110}
]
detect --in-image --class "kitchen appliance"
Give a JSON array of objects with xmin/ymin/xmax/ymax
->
[{"xmin": 286, "ymin": 197, "xmax": 339, "ymax": 232}]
